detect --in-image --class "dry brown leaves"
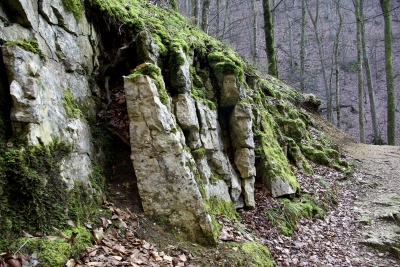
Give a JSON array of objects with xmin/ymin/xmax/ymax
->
[
  {"xmin": 240, "ymin": 162, "xmax": 400, "ymax": 267},
  {"xmin": 66, "ymin": 200, "xmax": 197, "ymax": 267}
]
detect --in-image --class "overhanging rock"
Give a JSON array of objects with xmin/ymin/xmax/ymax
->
[{"xmin": 124, "ymin": 74, "xmax": 214, "ymax": 243}]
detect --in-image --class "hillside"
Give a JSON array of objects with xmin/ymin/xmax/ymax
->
[{"xmin": 0, "ymin": 0, "xmax": 398, "ymax": 266}]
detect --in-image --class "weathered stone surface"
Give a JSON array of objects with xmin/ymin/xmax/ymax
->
[
  {"xmin": 56, "ymin": 28, "xmax": 94, "ymax": 73},
  {"xmin": 124, "ymin": 74, "xmax": 214, "ymax": 243},
  {"xmin": 136, "ymin": 31, "xmax": 160, "ymax": 66},
  {"xmin": 208, "ymin": 150, "xmax": 233, "ymax": 178},
  {"xmin": 242, "ymin": 176, "xmax": 255, "ymax": 209},
  {"xmin": 219, "ymin": 74, "xmax": 240, "ymax": 107},
  {"xmin": 174, "ymin": 94, "xmax": 199, "ymax": 130},
  {"xmin": 170, "ymin": 48, "xmax": 191, "ymax": 93},
  {"xmin": 197, "ymin": 101, "xmax": 223, "ymax": 151},
  {"xmin": 266, "ymin": 175, "xmax": 296, "ymax": 197},
  {"xmin": 230, "ymin": 104, "xmax": 254, "ymax": 149},
  {"xmin": 234, "ymin": 148, "xmax": 256, "ymax": 178},
  {"xmin": 206, "ymin": 180, "xmax": 231, "ymax": 202},
  {"xmin": 1, "ymin": 0, "xmax": 98, "ymax": 198},
  {"xmin": 3, "ymin": 0, "xmax": 39, "ymax": 29},
  {"xmin": 230, "ymin": 172, "xmax": 243, "ymax": 208}
]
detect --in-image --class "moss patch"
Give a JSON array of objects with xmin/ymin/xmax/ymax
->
[
  {"xmin": 264, "ymin": 195, "xmax": 328, "ymax": 236},
  {"xmin": 0, "ymin": 140, "xmax": 101, "ymax": 249},
  {"xmin": 62, "ymin": 88, "xmax": 84, "ymax": 119},
  {"xmin": 5, "ymin": 39, "xmax": 45, "ymax": 60},
  {"xmin": 62, "ymin": 0, "xmax": 83, "ymax": 22},
  {"xmin": 240, "ymin": 241, "xmax": 276, "ymax": 267}
]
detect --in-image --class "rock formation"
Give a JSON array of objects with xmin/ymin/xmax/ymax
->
[{"xmin": 0, "ymin": 0, "xmax": 348, "ymax": 244}]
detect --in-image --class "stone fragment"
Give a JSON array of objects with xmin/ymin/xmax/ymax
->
[
  {"xmin": 267, "ymin": 176, "xmax": 296, "ymax": 197},
  {"xmin": 230, "ymin": 104, "xmax": 254, "ymax": 149},
  {"xmin": 230, "ymin": 172, "xmax": 243, "ymax": 208},
  {"xmin": 242, "ymin": 176, "xmax": 255, "ymax": 209},
  {"xmin": 170, "ymin": 48, "xmax": 191, "ymax": 93},
  {"xmin": 197, "ymin": 101, "xmax": 223, "ymax": 151},
  {"xmin": 234, "ymin": 148, "xmax": 256, "ymax": 178},
  {"xmin": 136, "ymin": 31, "xmax": 160, "ymax": 66},
  {"xmin": 219, "ymin": 74, "xmax": 240, "ymax": 107},
  {"xmin": 206, "ymin": 180, "xmax": 231, "ymax": 202},
  {"xmin": 174, "ymin": 94, "xmax": 199, "ymax": 130},
  {"xmin": 124, "ymin": 74, "xmax": 214, "ymax": 243}
]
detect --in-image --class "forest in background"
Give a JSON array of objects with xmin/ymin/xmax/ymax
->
[{"xmin": 175, "ymin": 0, "xmax": 400, "ymax": 145}]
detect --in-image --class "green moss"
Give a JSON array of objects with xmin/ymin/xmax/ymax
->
[
  {"xmin": 5, "ymin": 39, "xmax": 45, "ymax": 60},
  {"xmin": 205, "ymin": 195, "xmax": 239, "ymax": 222},
  {"xmin": 209, "ymin": 171, "xmax": 221, "ymax": 184},
  {"xmin": 62, "ymin": 88, "xmax": 83, "ymax": 119},
  {"xmin": 241, "ymin": 242, "xmax": 276, "ymax": 267},
  {"xmin": 191, "ymin": 147, "xmax": 205, "ymax": 157},
  {"xmin": 89, "ymin": 161, "xmax": 106, "ymax": 192},
  {"xmin": 127, "ymin": 64, "xmax": 169, "ymax": 106},
  {"xmin": 285, "ymin": 137, "xmax": 313, "ymax": 174},
  {"xmin": 254, "ymin": 110, "xmax": 299, "ymax": 191},
  {"xmin": 265, "ymin": 195, "xmax": 328, "ymax": 236},
  {"xmin": 0, "ymin": 140, "xmax": 101, "ymax": 248},
  {"xmin": 55, "ymin": 51, "xmax": 63, "ymax": 59},
  {"xmin": 62, "ymin": 0, "xmax": 82, "ymax": 22}
]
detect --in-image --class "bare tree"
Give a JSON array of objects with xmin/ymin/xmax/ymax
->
[
  {"xmin": 251, "ymin": 0, "xmax": 258, "ymax": 63},
  {"xmin": 201, "ymin": 0, "xmax": 211, "ymax": 32},
  {"xmin": 300, "ymin": 0, "xmax": 306, "ymax": 93},
  {"xmin": 360, "ymin": 0, "xmax": 380, "ymax": 144},
  {"xmin": 263, "ymin": 0, "xmax": 278, "ymax": 77},
  {"xmin": 355, "ymin": 0, "xmax": 365, "ymax": 143},
  {"xmin": 307, "ymin": 0, "xmax": 332, "ymax": 122},
  {"xmin": 380, "ymin": 0, "xmax": 396, "ymax": 145}
]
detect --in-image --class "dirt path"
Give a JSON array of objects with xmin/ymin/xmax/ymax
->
[
  {"xmin": 344, "ymin": 143, "xmax": 400, "ymax": 260},
  {"xmin": 307, "ymin": 110, "xmax": 400, "ymax": 264}
]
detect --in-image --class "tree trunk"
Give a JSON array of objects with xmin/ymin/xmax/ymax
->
[
  {"xmin": 201, "ymin": 0, "xmax": 211, "ymax": 33},
  {"xmin": 222, "ymin": 0, "xmax": 229, "ymax": 40},
  {"xmin": 333, "ymin": 0, "xmax": 343, "ymax": 128},
  {"xmin": 251, "ymin": 0, "xmax": 258, "ymax": 63},
  {"xmin": 380, "ymin": 0, "xmax": 396, "ymax": 145},
  {"xmin": 192, "ymin": 0, "xmax": 201, "ymax": 27},
  {"xmin": 285, "ymin": 2, "xmax": 295, "ymax": 73},
  {"xmin": 300, "ymin": 0, "xmax": 306, "ymax": 93},
  {"xmin": 361, "ymin": 0, "xmax": 380, "ymax": 144},
  {"xmin": 216, "ymin": 0, "xmax": 220, "ymax": 36},
  {"xmin": 307, "ymin": 0, "xmax": 332, "ymax": 122},
  {"xmin": 355, "ymin": 0, "xmax": 365, "ymax": 143},
  {"xmin": 262, "ymin": 0, "xmax": 278, "ymax": 78}
]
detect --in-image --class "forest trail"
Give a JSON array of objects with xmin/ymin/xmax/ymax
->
[{"xmin": 344, "ymin": 143, "xmax": 400, "ymax": 260}]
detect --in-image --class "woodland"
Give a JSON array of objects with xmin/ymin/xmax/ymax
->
[
  {"xmin": 178, "ymin": 0, "xmax": 400, "ymax": 145},
  {"xmin": 0, "ymin": 0, "xmax": 399, "ymax": 266}
]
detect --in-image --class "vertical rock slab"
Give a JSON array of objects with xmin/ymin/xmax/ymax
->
[
  {"xmin": 124, "ymin": 74, "xmax": 214, "ymax": 243},
  {"xmin": 230, "ymin": 104, "xmax": 254, "ymax": 149},
  {"xmin": 174, "ymin": 94, "xmax": 201, "ymax": 149},
  {"xmin": 230, "ymin": 104, "xmax": 256, "ymax": 208},
  {"xmin": 170, "ymin": 48, "xmax": 191, "ymax": 93},
  {"xmin": 136, "ymin": 31, "xmax": 160, "ymax": 66}
]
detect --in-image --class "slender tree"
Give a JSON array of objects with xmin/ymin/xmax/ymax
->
[
  {"xmin": 262, "ymin": 0, "xmax": 278, "ymax": 77},
  {"xmin": 332, "ymin": 0, "xmax": 343, "ymax": 128},
  {"xmin": 201, "ymin": 0, "xmax": 211, "ymax": 33},
  {"xmin": 355, "ymin": 0, "xmax": 365, "ymax": 143},
  {"xmin": 307, "ymin": 0, "xmax": 332, "ymax": 122},
  {"xmin": 300, "ymin": 0, "xmax": 306, "ymax": 93},
  {"xmin": 361, "ymin": 0, "xmax": 380, "ymax": 144},
  {"xmin": 251, "ymin": 0, "xmax": 258, "ymax": 63},
  {"xmin": 380, "ymin": 0, "xmax": 396, "ymax": 145}
]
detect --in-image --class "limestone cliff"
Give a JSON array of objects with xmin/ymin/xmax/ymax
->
[{"xmin": 0, "ymin": 0, "xmax": 348, "ymax": 245}]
